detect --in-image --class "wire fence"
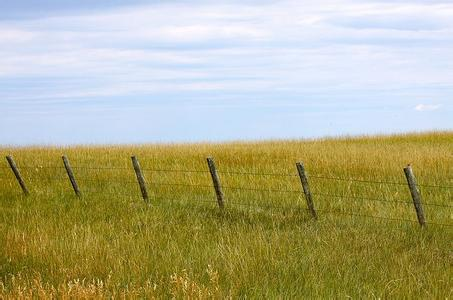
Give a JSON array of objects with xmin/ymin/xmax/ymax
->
[{"xmin": 1, "ymin": 155, "xmax": 452, "ymax": 228}]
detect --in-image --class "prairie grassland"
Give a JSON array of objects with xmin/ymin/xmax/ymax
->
[{"xmin": 0, "ymin": 132, "xmax": 452, "ymax": 298}]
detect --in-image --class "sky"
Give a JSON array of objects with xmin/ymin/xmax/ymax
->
[{"xmin": 0, "ymin": 0, "xmax": 452, "ymax": 145}]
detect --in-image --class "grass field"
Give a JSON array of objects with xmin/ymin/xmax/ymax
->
[{"xmin": 0, "ymin": 132, "xmax": 452, "ymax": 298}]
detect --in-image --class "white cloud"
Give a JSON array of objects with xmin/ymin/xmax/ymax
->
[
  {"xmin": 0, "ymin": 29, "xmax": 38, "ymax": 42},
  {"xmin": 414, "ymin": 104, "xmax": 441, "ymax": 111},
  {"xmin": 0, "ymin": 0, "xmax": 453, "ymax": 104}
]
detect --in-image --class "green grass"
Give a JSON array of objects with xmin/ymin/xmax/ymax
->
[{"xmin": 0, "ymin": 132, "xmax": 452, "ymax": 298}]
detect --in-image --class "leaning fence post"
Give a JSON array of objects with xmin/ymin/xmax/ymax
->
[
  {"xmin": 131, "ymin": 156, "xmax": 149, "ymax": 203},
  {"xmin": 296, "ymin": 162, "xmax": 317, "ymax": 219},
  {"xmin": 207, "ymin": 157, "xmax": 225, "ymax": 209},
  {"xmin": 6, "ymin": 155, "xmax": 29, "ymax": 196},
  {"xmin": 62, "ymin": 155, "xmax": 81, "ymax": 197},
  {"xmin": 403, "ymin": 164, "xmax": 425, "ymax": 227}
]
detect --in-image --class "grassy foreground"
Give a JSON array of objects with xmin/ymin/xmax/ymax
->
[{"xmin": 0, "ymin": 132, "xmax": 452, "ymax": 298}]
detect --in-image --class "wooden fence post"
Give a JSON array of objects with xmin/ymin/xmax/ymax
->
[
  {"xmin": 131, "ymin": 156, "xmax": 149, "ymax": 203},
  {"xmin": 62, "ymin": 155, "xmax": 81, "ymax": 197},
  {"xmin": 296, "ymin": 162, "xmax": 317, "ymax": 219},
  {"xmin": 207, "ymin": 157, "xmax": 225, "ymax": 209},
  {"xmin": 403, "ymin": 164, "xmax": 425, "ymax": 226},
  {"xmin": 6, "ymin": 155, "xmax": 29, "ymax": 196}
]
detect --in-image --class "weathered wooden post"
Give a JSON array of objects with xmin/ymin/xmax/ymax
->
[
  {"xmin": 6, "ymin": 155, "xmax": 29, "ymax": 195},
  {"xmin": 296, "ymin": 162, "xmax": 317, "ymax": 219},
  {"xmin": 62, "ymin": 155, "xmax": 81, "ymax": 197},
  {"xmin": 207, "ymin": 157, "xmax": 225, "ymax": 209},
  {"xmin": 403, "ymin": 164, "xmax": 425, "ymax": 226},
  {"xmin": 131, "ymin": 156, "xmax": 149, "ymax": 203}
]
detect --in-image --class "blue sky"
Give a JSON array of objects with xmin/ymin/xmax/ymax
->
[{"xmin": 0, "ymin": 0, "xmax": 452, "ymax": 145}]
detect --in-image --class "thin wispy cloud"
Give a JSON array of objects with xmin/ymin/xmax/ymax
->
[
  {"xmin": 0, "ymin": 0, "xmax": 452, "ymax": 144},
  {"xmin": 414, "ymin": 104, "xmax": 441, "ymax": 111}
]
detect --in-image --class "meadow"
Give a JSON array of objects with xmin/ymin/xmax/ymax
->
[{"xmin": 0, "ymin": 132, "xmax": 452, "ymax": 298}]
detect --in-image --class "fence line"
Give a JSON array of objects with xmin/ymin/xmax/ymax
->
[
  {"xmin": 3, "ymin": 163, "xmax": 452, "ymax": 189},
  {"xmin": 4, "ymin": 175, "xmax": 450, "ymax": 207},
  {"xmin": 1, "ymin": 155, "xmax": 452, "ymax": 228}
]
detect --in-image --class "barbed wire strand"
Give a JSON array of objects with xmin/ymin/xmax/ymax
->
[
  {"xmin": 14, "ymin": 165, "xmax": 65, "ymax": 169},
  {"xmin": 3, "ymin": 163, "xmax": 453, "ymax": 189},
  {"xmin": 6, "ymin": 175, "xmax": 451, "ymax": 208},
  {"xmin": 422, "ymin": 202, "xmax": 453, "ymax": 208},
  {"xmin": 313, "ymin": 193, "xmax": 412, "ymax": 205},
  {"xmin": 149, "ymin": 182, "xmax": 213, "ymax": 189},
  {"xmin": 309, "ymin": 175, "xmax": 408, "ymax": 186},
  {"xmin": 318, "ymin": 209, "xmax": 412, "ymax": 223},
  {"xmin": 418, "ymin": 184, "xmax": 453, "ymax": 190},
  {"xmin": 72, "ymin": 166, "xmax": 130, "ymax": 170},
  {"xmin": 223, "ymin": 186, "xmax": 300, "ymax": 193},
  {"xmin": 2, "ymin": 182, "xmax": 451, "ymax": 226},
  {"xmin": 142, "ymin": 168, "xmax": 208, "ymax": 173},
  {"xmin": 218, "ymin": 170, "xmax": 298, "ymax": 177},
  {"xmin": 317, "ymin": 209, "xmax": 453, "ymax": 227},
  {"xmin": 225, "ymin": 199, "xmax": 306, "ymax": 211},
  {"xmin": 152, "ymin": 195, "xmax": 216, "ymax": 205},
  {"xmin": 313, "ymin": 193, "xmax": 453, "ymax": 208}
]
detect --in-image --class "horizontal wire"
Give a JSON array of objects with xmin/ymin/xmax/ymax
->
[
  {"xmin": 37, "ymin": 177, "xmax": 68, "ymax": 181},
  {"xmin": 2, "ymin": 183, "xmax": 452, "ymax": 226},
  {"xmin": 425, "ymin": 221, "xmax": 453, "ymax": 227},
  {"xmin": 223, "ymin": 186, "xmax": 300, "ymax": 193},
  {"xmin": 148, "ymin": 182, "xmax": 213, "ymax": 189},
  {"xmin": 77, "ymin": 185, "xmax": 137, "ymax": 193},
  {"xmin": 217, "ymin": 157, "xmax": 299, "ymax": 164},
  {"xmin": 309, "ymin": 175, "xmax": 408, "ymax": 186},
  {"xmin": 153, "ymin": 195, "xmax": 300, "ymax": 210},
  {"xmin": 72, "ymin": 166, "xmax": 130, "ymax": 170},
  {"xmin": 310, "ymin": 193, "xmax": 453, "ymax": 208},
  {"xmin": 318, "ymin": 209, "xmax": 417, "ymax": 224},
  {"xmin": 5, "ymin": 164, "xmax": 453, "ymax": 189},
  {"xmin": 218, "ymin": 170, "xmax": 298, "ymax": 177},
  {"xmin": 225, "ymin": 200, "xmax": 306, "ymax": 211},
  {"xmin": 418, "ymin": 184, "xmax": 453, "ymax": 189},
  {"xmin": 312, "ymin": 192, "xmax": 412, "ymax": 205},
  {"xmin": 151, "ymin": 195, "xmax": 216, "ymax": 204},
  {"xmin": 79, "ymin": 178, "xmax": 137, "ymax": 184},
  {"xmin": 75, "ymin": 175, "xmax": 137, "ymax": 183},
  {"xmin": 74, "ymin": 166, "xmax": 210, "ymax": 174},
  {"xmin": 7, "ymin": 178, "xmax": 452, "ymax": 208},
  {"xmin": 311, "ymin": 175, "xmax": 453, "ymax": 190},
  {"xmin": 14, "ymin": 165, "xmax": 65, "ymax": 169},
  {"xmin": 141, "ymin": 168, "xmax": 208, "ymax": 173},
  {"xmin": 317, "ymin": 209, "xmax": 453, "ymax": 227},
  {"xmin": 79, "ymin": 186, "xmax": 213, "ymax": 196},
  {"xmin": 79, "ymin": 191, "xmax": 138, "ymax": 197},
  {"xmin": 14, "ymin": 176, "xmax": 137, "ymax": 184},
  {"xmin": 423, "ymin": 202, "xmax": 453, "ymax": 208},
  {"xmin": 3, "ymin": 176, "xmax": 453, "ymax": 207}
]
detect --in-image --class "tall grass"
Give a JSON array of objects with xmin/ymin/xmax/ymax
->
[{"xmin": 0, "ymin": 132, "xmax": 452, "ymax": 298}]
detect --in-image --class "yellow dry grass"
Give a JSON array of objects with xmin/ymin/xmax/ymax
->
[{"xmin": 0, "ymin": 131, "xmax": 452, "ymax": 298}]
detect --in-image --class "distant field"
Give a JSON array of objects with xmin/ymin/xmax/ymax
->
[{"xmin": 0, "ymin": 132, "xmax": 452, "ymax": 298}]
